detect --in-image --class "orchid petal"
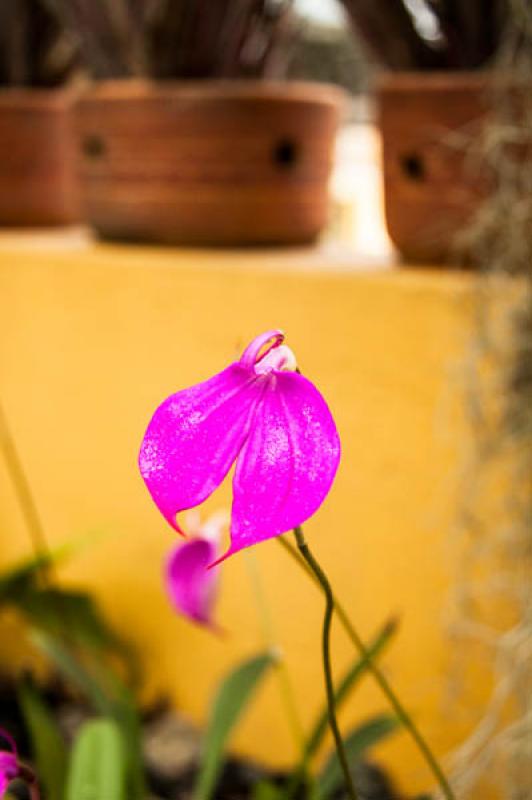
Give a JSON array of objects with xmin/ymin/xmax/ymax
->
[
  {"xmin": 139, "ymin": 364, "xmax": 262, "ymax": 531},
  {"xmin": 222, "ymin": 371, "xmax": 340, "ymax": 559},
  {"xmin": 166, "ymin": 537, "xmax": 220, "ymax": 627}
]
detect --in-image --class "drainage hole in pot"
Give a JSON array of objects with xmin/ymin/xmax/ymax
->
[
  {"xmin": 83, "ymin": 134, "xmax": 106, "ymax": 159},
  {"xmin": 400, "ymin": 152, "xmax": 425, "ymax": 181},
  {"xmin": 273, "ymin": 138, "xmax": 299, "ymax": 169}
]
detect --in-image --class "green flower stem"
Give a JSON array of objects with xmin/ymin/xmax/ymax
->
[
  {"xmin": 243, "ymin": 551, "xmax": 306, "ymax": 757},
  {"xmin": 293, "ymin": 526, "xmax": 359, "ymax": 800},
  {"xmin": 280, "ymin": 534, "xmax": 456, "ymax": 800}
]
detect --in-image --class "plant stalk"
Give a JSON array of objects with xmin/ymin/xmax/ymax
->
[
  {"xmin": 280, "ymin": 534, "xmax": 456, "ymax": 800},
  {"xmin": 243, "ymin": 551, "xmax": 306, "ymax": 756},
  {"xmin": 293, "ymin": 526, "xmax": 358, "ymax": 800}
]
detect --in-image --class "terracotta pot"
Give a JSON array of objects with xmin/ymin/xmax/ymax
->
[
  {"xmin": 0, "ymin": 90, "xmax": 81, "ymax": 226},
  {"xmin": 75, "ymin": 80, "xmax": 344, "ymax": 246},
  {"xmin": 377, "ymin": 72, "xmax": 494, "ymax": 263}
]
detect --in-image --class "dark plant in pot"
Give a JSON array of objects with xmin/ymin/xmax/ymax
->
[
  {"xmin": 58, "ymin": 0, "xmax": 344, "ymax": 246},
  {"xmin": 339, "ymin": 0, "xmax": 515, "ymax": 263},
  {"xmin": 0, "ymin": 0, "xmax": 80, "ymax": 226}
]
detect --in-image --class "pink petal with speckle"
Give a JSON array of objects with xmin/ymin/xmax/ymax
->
[
  {"xmin": 166, "ymin": 537, "xmax": 220, "ymax": 626},
  {"xmin": 219, "ymin": 371, "xmax": 340, "ymax": 561},
  {"xmin": 139, "ymin": 364, "xmax": 263, "ymax": 532}
]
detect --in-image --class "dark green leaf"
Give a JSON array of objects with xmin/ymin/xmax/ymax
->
[
  {"xmin": 18, "ymin": 587, "xmax": 125, "ymax": 654},
  {"xmin": 0, "ymin": 537, "xmax": 90, "ymax": 606},
  {"xmin": 194, "ymin": 651, "xmax": 275, "ymax": 800},
  {"xmin": 31, "ymin": 631, "xmax": 111, "ymax": 715},
  {"xmin": 0, "ymin": 544, "xmax": 129, "ymax": 664},
  {"xmin": 317, "ymin": 714, "xmax": 399, "ymax": 799},
  {"xmin": 66, "ymin": 718, "xmax": 126, "ymax": 800},
  {"xmin": 0, "ymin": 551, "xmax": 58, "ymax": 605},
  {"xmin": 17, "ymin": 677, "xmax": 68, "ymax": 800}
]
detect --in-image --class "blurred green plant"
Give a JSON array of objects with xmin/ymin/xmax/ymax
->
[
  {"xmin": 193, "ymin": 633, "xmax": 399, "ymax": 800},
  {"xmin": 0, "ymin": 547, "xmax": 400, "ymax": 799},
  {"xmin": 316, "ymin": 714, "xmax": 399, "ymax": 800},
  {"xmin": 285, "ymin": 618, "xmax": 397, "ymax": 799},
  {"xmin": 18, "ymin": 676, "xmax": 68, "ymax": 799},
  {"xmin": 0, "ymin": 548, "xmax": 146, "ymax": 800},
  {"xmin": 0, "ymin": 401, "xmax": 147, "ymax": 798},
  {"xmin": 0, "ymin": 401, "xmax": 401, "ymax": 799},
  {"xmin": 194, "ymin": 651, "xmax": 276, "ymax": 800},
  {"xmin": 253, "ymin": 713, "xmax": 398, "ymax": 800}
]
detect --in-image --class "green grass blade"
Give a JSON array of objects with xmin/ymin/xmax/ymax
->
[
  {"xmin": 66, "ymin": 718, "xmax": 126, "ymax": 800},
  {"xmin": 194, "ymin": 651, "xmax": 275, "ymax": 800},
  {"xmin": 317, "ymin": 714, "xmax": 399, "ymax": 799},
  {"xmin": 17, "ymin": 677, "xmax": 68, "ymax": 800}
]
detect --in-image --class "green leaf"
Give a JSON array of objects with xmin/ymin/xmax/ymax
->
[
  {"xmin": 18, "ymin": 587, "xmax": 126, "ymax": 654},
  {"xmin": 0, "ymin": 539, "xmax": 90, "ymax": 606},
  {"xmin": 0, "ymin": 546, "xmax": 129, "ymax": 662},
  {"xmin": 317, "ymin": 714, "xmax": 399, "ymax": 799},
  {"xmin": 101, "ymin": 675, "xmax": 146, "ymax": 800},
  {"xmin": 31, "ymin": 631, "xmax": 112, "ymax": 715},
  {"xmin": 0, "ymin": 552, "xmax": 56, "ymax": 605},
  {"xmin": 0, "ymin": 534, "xmax": 105, "ymax": 608},
  {"xmin": 301, "ymin": 618, "xmax": 397, "ymax": 767},
  {"xmin": 252, "ymin": 781, "xmax": 286, "ymax": 800},
  {"xmin": 66, "ymin": 718, "xmax": 126, "ymax": 800},
  {"xmin": 194, "ymin": 651, "xmax": 275, "ymax": 800},
  {"xmin": 17, "ymin": 677, "xmax": 68, "ymax": 800}
]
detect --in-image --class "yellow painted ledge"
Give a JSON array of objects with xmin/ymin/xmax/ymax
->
[{"xmin": 0, "ymin": 234, "xmax": 478, "ymax": 796}]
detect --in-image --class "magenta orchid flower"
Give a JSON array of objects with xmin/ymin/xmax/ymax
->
[
  {"xmin": 139, "ymin": 330, "xmax": 340, "ymax": 563},
  {"xmin": 166, "ymin": 511, "xmax": 226, "ymax": 628},
  {"xmin": 0, "ymin": 729, "xmax": 20, "ymax": 797}
]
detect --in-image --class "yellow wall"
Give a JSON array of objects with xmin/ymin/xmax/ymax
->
[{"xmin": 0, "ymin": 236, "xmax": 478, "ymax": 796}]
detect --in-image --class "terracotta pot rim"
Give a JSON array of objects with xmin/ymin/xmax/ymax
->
[
  {"xmin": 77, "ymin": 78, "xmax": 346, "ymax": 108},
  {"xmin": 0, "ymin": 87, "xmax": 79, "ymax": 108},
  {"xmin": 376, "ymin": 69, "xmax": 527, "ymax": 93}
]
